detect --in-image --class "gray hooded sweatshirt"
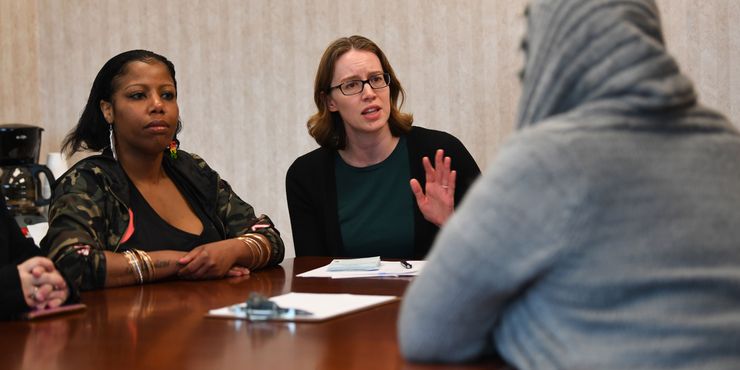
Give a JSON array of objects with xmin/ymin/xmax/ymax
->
[{"xmin": 399, "ymin": 1, "xmax": 740, "ymax": 369}]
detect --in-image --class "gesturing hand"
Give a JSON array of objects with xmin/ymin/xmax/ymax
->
[{"xmin": 410, "ymin": 149, "xmax": 456, "ymax": 227}]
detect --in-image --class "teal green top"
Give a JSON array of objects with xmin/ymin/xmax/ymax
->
[{"xmin": 335, "ymin": 137, "xmax": 414, "ymax": 258}]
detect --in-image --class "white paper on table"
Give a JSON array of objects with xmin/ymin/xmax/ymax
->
[
  {"xmin": 325, "ymin": 256, "xmax": 381, "ymax": 271},
  {"xmin": 206, "ymin": 292, "xmax": 398, "ymax": 322},
  {"xmin": 297, "ymin": 260, "xmax": 426, "ymax": 279}
]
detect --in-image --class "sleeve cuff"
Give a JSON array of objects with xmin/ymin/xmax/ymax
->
[{"xmin": 0, "ymin": 266, "xmax": 29, "ymax": 319}]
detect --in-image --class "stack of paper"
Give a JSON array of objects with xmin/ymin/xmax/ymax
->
[
  {"xmin": 326, "ymin": 256, "xmax": 381, "ymax": 271},
  {"xmin": 298, "ymin": 260, "xmax": 426, "ymax": 279}
]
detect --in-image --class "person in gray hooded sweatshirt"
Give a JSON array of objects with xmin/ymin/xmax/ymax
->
[{"xmin": 398, "ymin": 0, "xmax": 740, "ymax": 368}]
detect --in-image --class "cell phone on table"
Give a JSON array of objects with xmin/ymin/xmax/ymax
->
[{"xmin": 20, "ymin": 303, "xmax": 86, "ymax": 320}]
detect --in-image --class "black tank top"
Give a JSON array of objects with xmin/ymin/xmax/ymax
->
[{"xmin": 120, "ymin": 173, "xmax": 221, "ymax": 252}]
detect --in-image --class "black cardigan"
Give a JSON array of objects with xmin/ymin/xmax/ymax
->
[
  {"xmin": 0, "ymin": 198, "xmax": 42, "ymax": 319},
  {"xmin": 286, "ymin": 126, "xmax": 481, "ymax": 259}
]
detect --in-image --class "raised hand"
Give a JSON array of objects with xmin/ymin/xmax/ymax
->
[{"xmin": 410, "ymin": 149, "xmax": 457, "ymax": 227}]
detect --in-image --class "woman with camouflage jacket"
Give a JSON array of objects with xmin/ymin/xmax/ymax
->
[{"xmin": 41, "ymin": 50, "xmax": 284, "ymax": 291}]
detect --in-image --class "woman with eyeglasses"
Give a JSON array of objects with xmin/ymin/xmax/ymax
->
[{"xmin": 286, "ymin": 35, "xmax": 480, "ymax": 259}]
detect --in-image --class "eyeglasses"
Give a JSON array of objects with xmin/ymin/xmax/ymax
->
[{"xmin": 329, "ymin": 73, "xmax": 391, "ymax": 96}]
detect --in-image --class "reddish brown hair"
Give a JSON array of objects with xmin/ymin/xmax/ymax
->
[{"xmin": 307, "ymin": 35, "xmax": 413, "ymax": 149}]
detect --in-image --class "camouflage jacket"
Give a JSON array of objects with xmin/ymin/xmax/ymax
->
[{"xmin": 40, "ymin": 150, "xmax": 284, "ymax": 290}]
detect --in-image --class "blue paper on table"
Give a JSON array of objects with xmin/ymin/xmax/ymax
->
[{"xmin": 326, "ymin": 256, "xmax": 381, "ymax": 272}]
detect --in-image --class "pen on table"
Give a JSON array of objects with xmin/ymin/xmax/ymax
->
[{"xmin": 400, "ymin": 260, "xmax": 412, "ymax": 269}]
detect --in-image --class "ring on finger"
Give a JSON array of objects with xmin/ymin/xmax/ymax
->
[{"xmin": 31, "ymin": 286, "xmax": 40, "ymax": 301}]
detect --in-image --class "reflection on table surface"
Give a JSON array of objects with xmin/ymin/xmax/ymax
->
[{"xmin": 0, "ymin": 257, "xmax": 505, "ymax": 370}]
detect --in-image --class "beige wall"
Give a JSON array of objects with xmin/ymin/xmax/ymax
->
[
  {"xmin": 0, "ymin": 0, "xmax": 39, "ymax": 123},
  {"xmin": 1, "ymin": 0, "xmax": 738, "ymax": 257}
]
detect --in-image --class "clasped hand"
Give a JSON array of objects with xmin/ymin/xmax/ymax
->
[
  {"xmin": 176, "ymin": 240, "xmax": 250, "ymax": 280},
  {"xmin": 410, "ymin": 149, "xmax": 456, "ymax": 227},
  {"xmin": 18, "ymin": 256, "xmax": 69, "ymax": 310}
]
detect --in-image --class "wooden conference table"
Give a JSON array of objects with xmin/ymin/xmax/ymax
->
[{"xmin": 1, "ymin": 257, "xmax": 506, "ymax": 370}]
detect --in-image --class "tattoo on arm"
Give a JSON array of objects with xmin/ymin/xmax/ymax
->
[{"xmin": 154, "ymin": 260, "xmax": 172, "ymax": 269}]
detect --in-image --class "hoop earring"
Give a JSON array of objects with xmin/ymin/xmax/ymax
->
[{"xmin": 109, "ymin": 124, "xmax": 118, "ymax": 160}]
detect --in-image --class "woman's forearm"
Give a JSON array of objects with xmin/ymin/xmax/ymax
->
[{"xmin": 104, "ymin": 250, "xmax": 185, "ymax": 288}]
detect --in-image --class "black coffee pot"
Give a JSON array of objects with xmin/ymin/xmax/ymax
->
[
  {"xmin": 0, "ymin": 164, "xmax": 54, "ymax": 213},
  {"xmin": 0, "ymin": 124, "xmax": 54, "ymax": 219}
]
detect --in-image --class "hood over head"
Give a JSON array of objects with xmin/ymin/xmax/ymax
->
[{"xmin": 517, "ymin": 0, "xmax": 729, "ymax": 131}]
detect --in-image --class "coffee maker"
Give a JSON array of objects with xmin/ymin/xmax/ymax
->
[{"xmin": 0, "ymin": 124, "xmax": 54, "ymax": 227}]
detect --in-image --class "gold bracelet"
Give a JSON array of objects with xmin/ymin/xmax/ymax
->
[
  {"xmin": 123, "ymin": 250, "xmax": 144, "ymax": 284},
  {"xmin": 132, "ymin": 249, "xmax": 154, "ymax": 283},
  {"xmin": 131, "ymin": 250, "xmax": 148, "ymax": 282},
  {"xmin": 123, "ymin": 250, "xmax": 140, "ymax": 284},
  {"xmin": 249, "ymin": 233, "xmax": 271, "ymax": 268},
  {"xmin": 238, "ymin": 234, "xmax": 272, "ymax": 270},
  {"xmin": 248, "ymin": 236, "xmax": 264, "ymax": 268},
  {"xmin": 140, "ymin": 251, "xmax": 154, "ymax": 282},
  {"xmin": 237, "ymin": 235, "xmax": 260, "ymax": 269}
]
